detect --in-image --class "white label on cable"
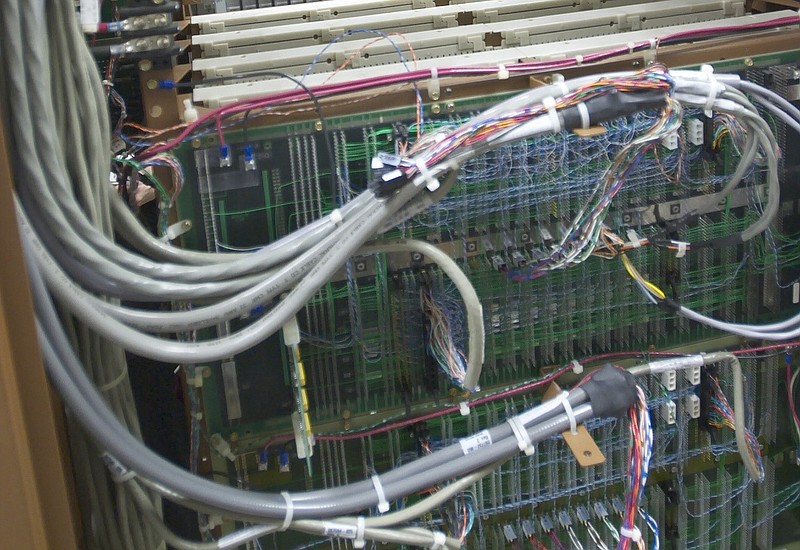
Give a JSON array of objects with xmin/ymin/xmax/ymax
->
[
  {"xmin": 459, "ymin": 430, "xmax": 492, "ymax": 455},
  {"xmin": 80, "ymin": 0, "xmax": 101, "ymax": 25},
  {"xmin": 323, "ymin": 523, "xmax": 358, "ymax": 539},
  {"xmin": 377, "ymin": 152, "xmax": 402, "ymax": 167},
  {"xmin": 794, "ymin": 282, "xmax": 799, "ymax": 304}
]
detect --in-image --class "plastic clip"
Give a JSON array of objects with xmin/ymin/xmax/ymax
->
[
  {"xmin": 559, "ymin": 391, "xmax": 578, "ymax": 435},
  {"xmin": 430, "ymin": 531, "xmax": 447, "ymax": 550},
  {"xmin": 371, "ymin": 474, "xmax": 390, "ymax": 513},
  {"xmin": 675, "ymin": 241, "xmax": 688, "ymax": 258},
  {"xmin": 620, "ymin": 525, "xmax": 642, "ymax": 542},
  {"xmin": 700, "ymin": 64, "xmax": 720, "ymax": 118},
  {"xmin": 415, "ymin": 159, "xmax": 440, "ymax": 192},
  {"xmin": 497, "ymin": 64, "xmax": 509, "ymax": 80},
  {"xmin": 507, "ymin": 416, "xmax": 535, "ymax": 456},
  {"xmin": 280, "ymin": 491, "xmax": 293, "ymax": 531},
  {"xmin": 353, "ymin": 517, "xmax": 366, "ymax": 549}
]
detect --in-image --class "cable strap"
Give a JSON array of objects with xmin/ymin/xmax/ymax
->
[
  {"xmin": 620, "ymin": 525, "xmax": 642, "ymax": 542},
  {"xmin": 371, "ymin": 474, "xmax": 390, "ymax": 513},
  {"xmin": 507, "ymin": 416, "xmax": 535, "ymax": 456},
  {"xmin": 353, "ymin": 517, "xmax": 366, "ymax": 548},
  {"xmin": 280, "ymin": 491, "xmax": 293, "ymax": 531},
  {"xmin": 430, "ymin": 531, "xmax": 447, "ymax": 549},
  {"xmin": 560, "ymin": 393, "xmax": 578, "ymax": 435},
  {"xmin": 700, "ymin": 64, "xmax": 720, "ymax": 117},
  {"xmin": 414, "ymin": 159, "xmax": 440, "ymax": 192}
]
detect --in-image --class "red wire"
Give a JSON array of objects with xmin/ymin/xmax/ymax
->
[
  {"xmin": 138, "ymin": 15, "xmax": 799, "ymax": 161},
  {"xmin": 261, "ymin": 342, "xmax": 800, "ymax": 449}
]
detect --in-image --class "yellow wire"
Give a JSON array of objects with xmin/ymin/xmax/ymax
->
[{"xmin": 620, "ymin": 254, "xmax": 666, "ymax": 300}]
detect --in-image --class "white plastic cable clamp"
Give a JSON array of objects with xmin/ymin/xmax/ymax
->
[
  {"xmin": 626, "ymin": 229, "xmax": 644, "ymax": 248},
  {"xmin": 576, "ymin": 102, "xmax": 590, "ymax": 129},
  {"xmin": 627, "ymin": 41, "xmax": 636, "ymax": 54},
  {"xmin": 675, "ymin": 241, "xmax": 688, "ymax": 258},
  {"xmin": 497, "ymin": 64, "xmax": 509, "ymax": 80},
  {"xmin": 558, "ymin": 391, "xmax": 578, "ymax": 435},
  {"xmin": 101, "ymin": 453, "xmax": 137, "ymax": 483},
  {"xmin": 574, "ymin": 54, "xmax": 584, "ymax": 65},
  {"xmin": 353, "ymin": 517, "xmax": 366, "ymax": 549},
  {"xmin": 507, "ymin": 416, "xmax": 535, "ymax": 456},
  {"xmin": 649, "ymin": 38, "xmax": 657, "ymax": 49},
  {"xmin": 551, "ymin": 73, "xmax": 569, "ymax": 97},
  {"xmin": 414, "ymin": 159, "xmax": 440, "ymax": 192},
  {"xmin": 459, "ymin": 401, "xmax": 471, "ymax": 416},
  {"xmin": 428, "ymin": 67, "xmax": 440, "ymax": 100},
  {"xmin": 430, "ymin": 531, "xmax": 447, "ymax": 549},
  {"xmin": 542, "ymin": 96, "xmax": 561, "ymax": 133},
  {"xmin": 620, "ymin": 525, "xmax": 642, "ymax": 542},
  {"xmin": 570, "ymin": 360, "xmax": 584, "ymax": 375},
  {"xmin": 700, "ymin": 64, "xmax": 720, "ymax": 118},
  {"xmin": 329, "ymin": 208, "xmax": 343, "ymax": 226},
  {"xmin": 371, "ymin": 474, "xmax": 390, "ymax": 513},
  {"xmin": 280, "ymin": 491, "xmax": 294, "ymax": 531}
]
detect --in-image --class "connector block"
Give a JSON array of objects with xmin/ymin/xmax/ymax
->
[{"xmin": 661, "ymin": 400, "xmax": 677, "ymax": 425}]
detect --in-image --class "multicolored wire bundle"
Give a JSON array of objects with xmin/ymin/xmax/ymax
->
[
  {"xmin": 619, "ymin": 385, "xmax": 654, "ymax": 550},
  {"xmin": 421, "ymin": 286, "xmax": 468, "ymax": 387},
  {"xmin": 706, "ymin": 373, "xmax": 765, "ymax": 481}
]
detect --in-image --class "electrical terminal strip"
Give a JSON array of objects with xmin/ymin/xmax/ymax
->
[
  {"xmin": 685, "ymin": 364, "xmax": 701, "ymax": 385},
  {"xmin": 661, "ymin": 370, "xmax": 677, "ymax": 391},
  {"xmin": 661, "ymin": 400, "xmax": 677, "ymax": 425},
  {"xmin": 685, "ymin": 394, "xmax": 701, "ymax": 419},
  {"xmin": 687, "ymin": 118, "xmax": 704, "ymax": 145}
]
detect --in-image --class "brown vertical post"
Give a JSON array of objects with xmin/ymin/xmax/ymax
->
[{"xmin": 0, "ymin": 108, "xmax": 82, "ymax": 548}]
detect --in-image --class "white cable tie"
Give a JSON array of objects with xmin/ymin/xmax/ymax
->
[
  {"xmin": 576, "ymin": 102, "xmax": 590, "ymax": 129},
  {"xmin": 626, "ymin": 229, "xmax": 643, "ymax": 248},
  {"xmin": 414, "ymin": 159, "xmax": 440, "ymax": 192},
  {"xmin": 675, "ymin": 241, "xmax": 688, "ymax": 258},
  {"xmin": 620, "ymin": 525, "xmax": 642, "ymax": 542},
  {"xmin": 280, "ymin": 491, "xmax": 294, "ymax": 531},
  {"xmin": 353, "ymin": 517, "xmax": 366, "ymax": 549},
  {"xmin": 649, "ymin": 38, "xmax": 657, "ymax": 49},
  {"xmin": 570, "ymin": 360, "xmax": 584, "ymax": 375},
  {"xmin": 559, "ymin": 391, "xmax": 578, "ymax": 435},
  {"xmin": 497, "ymin": 63, "xmax": 509, "ymax": 80},
  {"xmin": 542, "ymin": 96, "xmax": 561, "ymax": 133},
  {"xmin": 700, "ymin": 64, "xmax": 720, "ymax": 118},
  {"xmin": 574, "ymin": 54, "xmax": 584, "ymax": 65},
  {"xmin": 430, "ymin": 531, "xmax": 447, "ymax": 549},
  {"xmin": 371, "ymin": 474, "xmax": 390, "ymax": 513},
  {"xmin": 551, "ymin": 73, "xmax": 569, "ymax": 96},
  {"xmin": 431, "ymin": 67, "xmax": 438, "ymax": 80},
  {"xmin": 507, "ymin": 416, "xmax": 535, "ymax": 456},
  {"xmin": 329, "ymin": 208, "xmax": 343, "ymax": 226},
  {"xmin": 459, "ymin": 401, "xmax": 470, "ymax": 416},
  {"xmin": 627, "ymin": 41, "xmax": 635, "ymax": 54}
]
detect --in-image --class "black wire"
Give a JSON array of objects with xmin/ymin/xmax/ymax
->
[{"xmin": 177, "ymin": 71, "xmax": 339, "ymax": 204}]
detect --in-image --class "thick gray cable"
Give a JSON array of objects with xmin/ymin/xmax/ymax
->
[
  {"xmin": 360, "ymin": 239, "xmax": 484, "ymax": 391},
  {"xmin": 31, "ymin": 242, "xmax": 591, "ymax": 520}
]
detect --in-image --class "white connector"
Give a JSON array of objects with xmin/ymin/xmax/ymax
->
[
  {"xmin": 685, "ymin": 394, "xmax": 701, "ymax": 419},
  {"xmin": 685, "ymin": 364, "xmax": 701, "ymax": 386},
  {"xmin": 661, "ymin": 370, "xmax": 676, "ymax": 391},
  {"xmin": 661, "ymin": 400, "xmax": 676, "ymax": 425},
  {"xmin": 687, "ymin": 118, "xmax": 704, "ymax": 145},
  {"xmin": 661, "ymin": 131, "xmax": 679, "ymax": 150}
]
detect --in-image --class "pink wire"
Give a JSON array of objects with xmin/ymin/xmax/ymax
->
[{"xmin": 138, "ymin": 14, "xmax": 799, "ymax": 161}]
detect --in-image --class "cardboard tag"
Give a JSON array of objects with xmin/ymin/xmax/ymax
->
[{"xmin": 543, "ymin": 382, "xmax": 605, "ymax": 467}]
